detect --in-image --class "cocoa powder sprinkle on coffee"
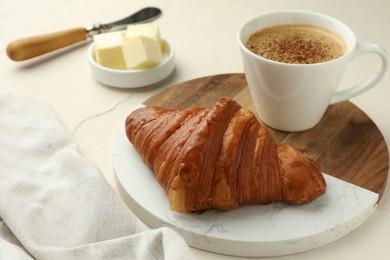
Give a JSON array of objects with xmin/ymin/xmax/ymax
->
[{"xmin": 246, "ymin": 24, "xmax": 346, "ymax": 64}]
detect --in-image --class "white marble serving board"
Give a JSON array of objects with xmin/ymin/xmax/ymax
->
[{"xmin": 112, "ymin": 124, "xmax": 378, "ymax": 257}]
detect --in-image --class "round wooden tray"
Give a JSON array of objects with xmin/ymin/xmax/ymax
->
[
  {"xmin": 144, "ymin": 73, "xmax": 389, "ymax": 199},
  {"xmin": 114, "ymin": 73, "xmax": 389, "ymax": 257}
]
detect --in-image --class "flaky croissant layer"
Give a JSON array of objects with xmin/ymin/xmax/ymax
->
[{"xmin": 126, "ymin": 97, "xmax": 326, "ymax": 212}]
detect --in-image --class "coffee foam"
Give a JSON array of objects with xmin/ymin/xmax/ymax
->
[{"xmin": 246, "ymin": 24, "xmax": 347, "ymax": 64}]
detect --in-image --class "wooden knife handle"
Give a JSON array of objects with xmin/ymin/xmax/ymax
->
[{"xmin": 6, "ymin": 27, "xmax": 87, "ymax": 61}]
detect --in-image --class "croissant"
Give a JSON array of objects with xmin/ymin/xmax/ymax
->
[{"xmin": 125, "ymin": 97, "xmax": 326, "ymax": 212}]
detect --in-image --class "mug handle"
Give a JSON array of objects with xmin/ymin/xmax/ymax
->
[{"xmin": 330, "ymin": 42, "xmax": 388, "ymax": 104}]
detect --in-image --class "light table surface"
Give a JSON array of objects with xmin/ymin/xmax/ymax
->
[{"xmin": 1, "ymin": 0, "xmax": 390, "ymax": 259}]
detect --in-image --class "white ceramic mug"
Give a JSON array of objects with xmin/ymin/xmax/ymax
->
[{"xmin": 237, "ymin": 10, "xmax": 388, "ymax": 132}]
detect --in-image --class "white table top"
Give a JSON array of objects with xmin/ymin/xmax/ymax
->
[{"xmin": 2, "ymin": 0, "xmax": 389, "ymax": 259}]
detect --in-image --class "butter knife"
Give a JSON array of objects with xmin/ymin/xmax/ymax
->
[{"xmin": 6, "ymin": 7, "xmax": 161, "ymax": 61}]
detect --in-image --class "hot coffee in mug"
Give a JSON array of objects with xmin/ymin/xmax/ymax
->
[
  {"xmin": 246, "ymin": 24, "xmax": 346, "ymax": 64},
  {"xmin": 237, "ymin": 10, "xmax": 388, "ymax": 132}
]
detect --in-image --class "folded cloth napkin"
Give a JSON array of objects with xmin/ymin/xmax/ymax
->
[{"xmin": 0, "ymin": 92, "xmax": 194, "ymax": 260}]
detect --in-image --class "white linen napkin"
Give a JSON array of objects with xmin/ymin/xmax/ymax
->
[{"xmin": 0, "ymin": 92, "xmax": 194, "ymax": 260}]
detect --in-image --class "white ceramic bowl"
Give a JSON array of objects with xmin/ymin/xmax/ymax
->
[{"xmin": 88, "ymin": 38, "xmax": 175, "ymax": 88}]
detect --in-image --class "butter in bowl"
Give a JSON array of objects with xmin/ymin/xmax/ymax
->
[{"xmin": 88, "ymin": 23, "xmax": 175, "ymax": 88}]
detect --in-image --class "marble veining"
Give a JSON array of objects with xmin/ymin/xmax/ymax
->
[
  {"xmin": 71, "ymin": 94, "xmax": 133, "ymax": 135},
  {"xmin": 112, "ymin": 125, "xmax": 379, "ymax": 257}
]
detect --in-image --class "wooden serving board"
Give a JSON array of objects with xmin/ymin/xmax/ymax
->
[{"xmin": 144, "ymin": 73, "xmax": 389, "ymax": 199}]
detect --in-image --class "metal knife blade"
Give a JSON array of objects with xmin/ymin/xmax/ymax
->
[{"xmin": 86, "ymin": 7, "xmax": 162, "ymax": 37}]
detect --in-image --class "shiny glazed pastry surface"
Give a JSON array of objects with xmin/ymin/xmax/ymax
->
[{"xmin": 125, "ymin": 97, "xmax": 326, "ymax": 212}]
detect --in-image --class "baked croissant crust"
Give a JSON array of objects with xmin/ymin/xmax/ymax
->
[{"xmin": 125, "ymin": 97, "xmax": 326, "ymax": 212}]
